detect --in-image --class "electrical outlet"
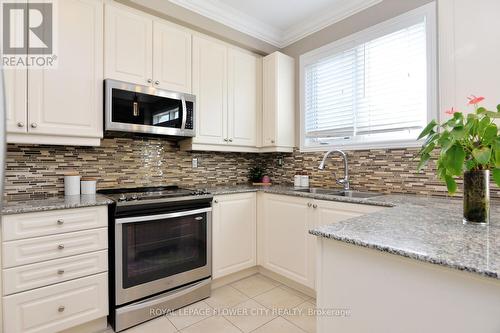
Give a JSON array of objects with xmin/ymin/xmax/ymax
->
[
  {"xmin": 278, "ymin": 158, "xmax": 283, "ymax": 166},
  {"xmin": 192, "ymin": 158, "xmax": 198, "ymax": 168}
]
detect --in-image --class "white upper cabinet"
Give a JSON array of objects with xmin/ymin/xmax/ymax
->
[
  {"xmin": 4, "ymin": 68, "xmax": 27, "ymax": 134},
  {"xmin": 262, "ymin": 52, "xmax": 295, "ymax": 152},
  {"xmin": 439, "ymin": 0, "xmax": 500, "ymax": 115},
  {"xmin": 105, "ymin": 3, "xmax": 153, "ymax": 86},
  {"xmin": 28, "ymin": 0, "xmax": 103, "ymax": 139},
  {"xmin": 105, "ymin": 3, "xmax": 192, "ymax": 93},
  {"xmin": 212, "ymin": 193, "xmax": 257, "ymax": 279},
  {"xmin": 5, "ymin": 0, "xmax": 103, "ymax": 146},
  {"xmin": 228, "ymin": 48, "xmax": 261, "ymax": 147},
  {"xmin": 192, "ymin": 35, "xmax": 228, "ymax": 145},
  {"xmin": 181, "ymin": 36, "xmax": 262, "ymax": 152},
  {"xmin": 153, "ymin": 21, "xmax": 192, "ymax": 93}
]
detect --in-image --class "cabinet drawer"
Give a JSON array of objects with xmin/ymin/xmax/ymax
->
[
  {"xmin": 2, "ymin": 206, "xmax": 108, "ymax": 241},
  {"xmin": 3, "ymin": 228, "xmax": 108, "ymax": 268},
  {"xmin": 3, "ymin": 273, "xmax": 108, "ymax": 333},
  {"xmin": 3, "ymin": 250, "xmax": 108, "ymax": 295}
]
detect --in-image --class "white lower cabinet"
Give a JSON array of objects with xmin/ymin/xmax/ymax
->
[
  {"xmin": 212, "ymin": 193, "xmax": 257, "ymax": 279},
  {"xmin": 258, "ymin": 193, "xmax": 385, "ymax": 290},
  {"xmin": 3, "ymin": 273, "xmax": 108, "ymax": 333},
  {"xmin": 1, "ymin": 206, "xmax": 109, "ymax": 333}
]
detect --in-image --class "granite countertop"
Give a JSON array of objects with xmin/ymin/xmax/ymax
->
[
  {"xmin": 309, "ymin": 194, "xmax": 500, "ymax": 280},
  {"xmin": 1, "ymin": 194, "xmax": 114, "ymax": 215}
]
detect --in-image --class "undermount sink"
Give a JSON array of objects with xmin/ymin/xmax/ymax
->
[{"xmin": 293, "ymin": 188, "xmax": 382, "ymax": 199}]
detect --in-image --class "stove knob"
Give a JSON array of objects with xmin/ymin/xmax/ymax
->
[
  {"xmin": 131, "ymin": 195, "xmax": 138, "ymax": 201},
  {"xmin": 118, "ymin": 195, "xmax": 127, "ymax": 202}
]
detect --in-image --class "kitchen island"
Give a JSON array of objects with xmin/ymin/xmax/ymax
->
[{"xmin": 310, "ymin": 195, "xmax": 500, "ymax": 333}]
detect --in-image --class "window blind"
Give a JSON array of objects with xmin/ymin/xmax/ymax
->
[{"xmin": 304, "ymin": 19, "xmax": 428, "ymax": 145}]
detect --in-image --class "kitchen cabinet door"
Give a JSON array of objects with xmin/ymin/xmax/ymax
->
[
  {"xmin": 258, "ymin": 193, "xmax": 315, "ymax": 288},
  {"xmin": 227, "ymin": 48, "xmax": 260, "ymax": 147},
  {"xmin": 262, "ymin": 52, "xmax": 295, "ymax": 152},
  {"xmin": 153, "ymin": 20, "xmax": 192, "ymax": 93},
  {"xmin": 105, "ymin": 3, "xmax": 153, "ymax": 86},
  {"xmin": 192, "ymin": 35, "xmax": 228, "ymax": 145},
  {"xmin": 4, "ymin": 68, "xmax": 27, "ymax": 134},
  {"xmin": 212, "ymin": 193, "xmax": 257, "ymax": 279},
  {"xmin": 27, "ymin": 0, "xmax": 103, "ymax": 140}
]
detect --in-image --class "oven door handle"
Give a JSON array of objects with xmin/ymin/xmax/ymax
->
[{"xmin": 116, "ymin": 207, "xmax": 212, "ymax": 224}]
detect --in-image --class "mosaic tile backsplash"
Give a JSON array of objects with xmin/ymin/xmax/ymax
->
[{"xmin": 6, "ymin": 136, "xmax": 500, "ymax": 200}]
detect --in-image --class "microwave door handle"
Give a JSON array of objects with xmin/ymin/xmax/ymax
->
[
  {"xmin": 181, "ymin": 97, "xmax": 187, "ymax": 130},
  {"xmin": 115, "ymin": 207, "xmax": 212, "ymax": 224}
]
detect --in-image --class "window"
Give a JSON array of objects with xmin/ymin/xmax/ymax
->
[{"xmin": 300, "ymin": 3, "xmax": 437, "ymax": 151}]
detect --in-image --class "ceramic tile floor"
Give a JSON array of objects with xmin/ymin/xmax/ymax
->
[{"xmin": 108, "ymin": 274, "xmax": 316, "ymax": 333}]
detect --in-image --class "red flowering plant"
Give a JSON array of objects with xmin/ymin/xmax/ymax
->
[{"xmin": 417, "ymin": 96, "xmax": 500, "ymax": 193}]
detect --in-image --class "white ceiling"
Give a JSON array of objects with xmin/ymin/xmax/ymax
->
[{"xmin": 169, "ymin": 0, "xmax": 383, "ymax": 48}]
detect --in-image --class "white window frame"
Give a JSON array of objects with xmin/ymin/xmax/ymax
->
[{"xmin": 299, "ymin": 2, "xmax": 438, "ymax": 152}]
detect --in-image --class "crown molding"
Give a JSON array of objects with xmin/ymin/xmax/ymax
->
[
  {"xmin": 169, "ymin": 0, "xmax": 382, "ymax": 48},
  {"xmin": 168, "ymin": 0, "xmax": 283, "ymax": 47}
]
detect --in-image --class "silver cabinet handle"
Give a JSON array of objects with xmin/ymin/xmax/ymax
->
[
  {"xmin": 147, "ymin": 79, "xmax": 152, "ymax": 84},
  {"xmin": 58, "ymin": 306, "xmax": 65, "ymax": 312},
  {"xmin": 313, "ymin": 204, "xmax": 318, "ymax": 209},
  {"xmin": 57, "ymin": 219, "xmax": 64, "ymax": 225},
  {"xmin": 307, "ymin": 202, "xmax": 312, "ymax": 207},
  {"xmin": 194, "ymin": 216, "xmax": 204, "ymax": 221},
  {"xmin": 154, "ymin": 81, "xmax": 160, "ymax": 86},
  {"xmin": 57, "ymin": 269, "xmax": 65, "ymax": 275},
  {"xmin": 30, "ymin": 123, "xmax": 37, "ymax": 128},
  {"xmin": 58, "ymin": 244, "xmax": 65, "ymax": 250},
  {"xmin": 17, "ymin": 122, "xmax": 24, "ymax": 128}
]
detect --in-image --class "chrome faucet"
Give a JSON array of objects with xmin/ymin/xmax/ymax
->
[{"xmin": 318, "ymin": 149, "xmax": 350, "ymax": 191}]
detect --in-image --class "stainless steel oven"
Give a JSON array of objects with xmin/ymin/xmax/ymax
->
[
  {"xmin": 100, "ymin": 187, "xmax": 213, "ymax": 332},
  {"xmin": 104, "ymin": 79, "xmax": 195, "ymax": 138},
  {"xmin": 115, "ymin": 207, "xmax": 211, "ymax": 305}
]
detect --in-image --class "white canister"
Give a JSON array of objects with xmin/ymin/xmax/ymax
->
[
  {"xmin": 300, "ymin": 175, "xmax": 310, "ymax": 188},
  {"xmin": 81, "ymin": 177, "xmax": 97, "ymax": 195},
  {"xmin": 64, "ymin": 172, "xmax": 81, "ymax": 196},
  {"xmin": 294, "ymin": 175, "xmax": 302, "ymax": 187}
]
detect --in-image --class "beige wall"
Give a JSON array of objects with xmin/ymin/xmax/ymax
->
[
  {"xmin": 116, "ymin": 0, "xmax": 278, "ymax": 55},
  {"xmin": 280, "ymin": 0, "xmax": 435, "ymax": 143}
]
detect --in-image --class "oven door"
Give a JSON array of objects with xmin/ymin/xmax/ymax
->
[
  {"xmin": 115, "ymin": 207, "xmax": 211, "ymax": 305},
  {"xmin": 105, "ymin": 79, "xmax": 195, "ymax": 137}
]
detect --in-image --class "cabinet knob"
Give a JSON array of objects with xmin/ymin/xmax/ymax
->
[
  {"xmin": 271, "ymin": 140, "xmax": 275, "ymax": 144},
  {"xmin": 58, "ymin": 244, "xmax": 65, "ymax": 250},
  {"xmin": 307, "ymin": 202, "xmax": 312, "ymax": 207},
  {"xmin": 228, "ymin": 138, "xmax": 233, "ymax": 142},
  {"xmin": 154, "ymin": 81, "xmax": 160, "ymax": 86},
  {"xmin": 313, "ymin": 204, "xmax": 318, "ymax": 209},
  {"xmin": 147, "ymin": 79, "xmax": 152, "ymax": 84},
  {"xmin": 30, "ymin": 123, "xmax": 37, "ymax": 128},
  {"xmin": 214, "ymin": 199, "xmax": 218, "ymax": 204},
  {"xmin": 57, "ymin": 269, "xmax": 65, "ymax": 275},
  {"xmin": 57, "ymin": 219, "xmax": 64, "ymax": 225},
  {"xmin": 58, "ymin": 306, "xmax": 65, "ymax": 313},
  {"xmin": 223, "ymin": 138, "xmax": 228, "ymax": 142},
  {"xmin": 17, "ymin": 122, "xmax": 24, "ymax": 128}
]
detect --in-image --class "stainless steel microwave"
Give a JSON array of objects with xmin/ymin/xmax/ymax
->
[{"xmin": 104, "ymin": 79, "xmax": 195, "ymax": 137}]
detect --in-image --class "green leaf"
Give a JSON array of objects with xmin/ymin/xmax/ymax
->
[
  {"xmin": 418, "ymin": 120, "xmax": 437, "ymax": 140},
  {"xmin": 421, "ymin": 142, "xmax": 435, "ymax": 156},
  {"xmin": 472, "ymin": 147, "xmax": 492, "ymax": 165},
  {"xmin": 444, "ymin": 175, "xmax": 457, "ymax": 194},
  {"xmin": 465, "ymin": 159, "xmax": 477, "ymax": 171},
  {"xmin": 478, "ymin": 116, "xmax": 491, "ymax": 136},
  {"xmin": 493, "ymin": 168, "xmax": 500, "ymax": 187},
  {"xmin": 477, "ymin": 107, "xmax": 488, "ymax": 114},
  {"xmin": 483, "ymin": 124, "xmax": 498, "ymax": 144},
  {"xmin": 417, "ymin": 153, "xmax": 431, "ymax": 171},
  {"xmin": 445, "ymin": 144, "xmax": 466, "ymax": 175},
  {"xmin": 485, "ymin": 111, "xmax": 500, "ymax": 118},
  {"xmin": 497, "ymin": 104, "xmax": 500, "ymax": 112},
  {"xmin": 450, "ymin": 126, "xmax": 466, "ymax": 140}
]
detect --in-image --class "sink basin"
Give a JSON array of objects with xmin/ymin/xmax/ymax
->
[{"xmin": 293, "ymin": 188, "xmax": 382, "ymax": 199}]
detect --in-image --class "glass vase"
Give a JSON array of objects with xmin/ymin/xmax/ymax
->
[{"xmin": 463, "ymin": 170, "xmax": 490, "ymax": 225}]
